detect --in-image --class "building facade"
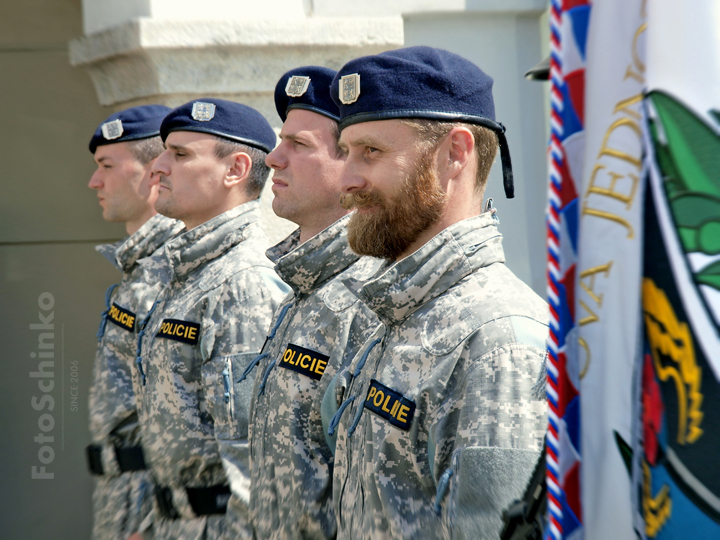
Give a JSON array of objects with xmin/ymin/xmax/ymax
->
[{"xmin": 0, "ymin": 1, "xmax": 548, "ymax": 537}]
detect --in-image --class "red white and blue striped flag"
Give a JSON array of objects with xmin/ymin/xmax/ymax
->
[
  {"xmin": 547, "ymin": 0, "xmax": 720, "ymax": 538},
  {"xmin": 546, "ymin": 1, "xmax": 590, "ymax": 538}
]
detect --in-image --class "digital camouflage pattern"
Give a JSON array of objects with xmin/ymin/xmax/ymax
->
[
  {"xmin": 247, "ymin": 215, "xmax": 382, "ymax": 540},
  {"xmin": 324, "ymin": 212, "xmax": 549, "ymax": 540},
  {"xmin": 90, "ymin": 214, "xmax": 182, "ymax": 540},
  {"xmin": 134, "ymin": 201, "xmax": 289, "ymax": 540}
]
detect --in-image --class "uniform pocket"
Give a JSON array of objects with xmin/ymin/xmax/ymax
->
[
  {"xmin": 441, "ymin": 446, "xmax": 540, "ymax": 540},
  {"xmin": 201, "ymin": 353, "xmax": 256, "ymax": 440}
]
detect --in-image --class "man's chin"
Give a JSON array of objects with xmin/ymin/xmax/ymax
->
[
  {"xmin": 154, "ymin": 203, "xmax": 175, "ymax": 219},
  {"xmin": 101, "ymin": 209, "xmax": 122, "ymax": 223},
  {"xmin": 353, "ymin": 205, "xmax": 379, "ymax": 215}
]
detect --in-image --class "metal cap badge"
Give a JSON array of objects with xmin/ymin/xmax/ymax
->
[
  {"xmin": 101, "ymin": 119, "xmax": 124, "ymax": 140},
  {"xmin": 285, "ymin": 76, "xmax": 311, "ymax": 97},
  {"xmin": 339, "ymin": 73, "xmax": 361, "ymax": 105},
  {"xmin": 191, "ymin": 102, "xmax": 216, "ymax": 122}
]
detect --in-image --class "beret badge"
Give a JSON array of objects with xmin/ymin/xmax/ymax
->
[
  {"xmin": 285, "ymin": 76, "xmax": 311, "ymax": 97},
  {"xmin": 101, "ymin": 119, "xmax": 124, "ymax": 140},
  {"xmin": 339, "ymin": 73, "xmax": 361, "ymax": 105},
  {"xmin": 191, "ymin": 102, "xmax": 216, "ymax": 122}
]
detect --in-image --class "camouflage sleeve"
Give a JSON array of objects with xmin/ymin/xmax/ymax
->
[
  {"xmin": 431, "ymin": 344, "xmax": 547, "ymax": 539},
  {"xmin": 199, "ymin": 267, "xmax": 287, "ymax": 539}
]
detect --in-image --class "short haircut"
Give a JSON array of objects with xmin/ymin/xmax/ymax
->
[
  {"xmin": 128, "ymin": 136, "xmax": 165, "ymax": 165},
  {"xmin": 328, "ymin": 119, "xmax": 343, "ymax": 158},
  {"xmin": 212, "ymin": 136, "xmax": 271, "ymax": 198},
  {"xmin": 400, "ymin": 119, "xmax": 498, "ymax": 191}
]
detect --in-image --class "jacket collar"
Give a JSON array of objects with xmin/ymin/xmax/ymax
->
[
  {"xmin": 343, "ymin": 212, "xmax": 505, "ymax": 325},
  {"xmin": 164, "ymin": 200, "xmax": 262, "ymax": 280},
  {"xmin": 268, "ymin": 214, "xmax": 359, "ymax": 296},
  {"xmin": 95, "ymin": 214, "xmax": 182, "ymax": 272}
]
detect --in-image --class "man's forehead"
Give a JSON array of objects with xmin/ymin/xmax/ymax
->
[
  {"xmin": 282, "ymin": 109, "xmax": 335, "ymax": 136},
  {"xmin": 339, "ymin": 119, "xmax": 415, "ymax": 147},
  {"xmin": 94, "ymin": 141, "xmax": 133, "ymax": 161},
  {"xmin": 165, "ymin": 130, "xmax": 216, "ymax": 147}
]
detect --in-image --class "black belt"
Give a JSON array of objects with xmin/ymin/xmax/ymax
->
[
  {"xmin": 85, "ymin": 444, "xmax": 147, "ymax": 476},
  {"xmin": 154, "ymin": 484, "xmax": 232, "ymax": 519}
]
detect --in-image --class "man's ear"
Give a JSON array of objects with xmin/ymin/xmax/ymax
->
[
  {"xmin": 437, "ymin": 127, "xmax": 474, "ymax": 182},
  {"xmin": 225, "ymin": 152, "xmax": 252, "ymax": 188}
]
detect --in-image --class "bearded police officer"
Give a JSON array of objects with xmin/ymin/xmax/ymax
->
[
  {"xmin": 87, "ymin": 105, "xmax": 183, "ymax": 540},
  {"xmin": 133, "ymin": 99, "xmax": 289, "ymax": 539},
  {"xmin": 323, "ymin": 47, "xmax": 549, "ymax": 539},
  {"xmin": 244, "ymin": 67, "xmax": 381, "ymax": 540}
]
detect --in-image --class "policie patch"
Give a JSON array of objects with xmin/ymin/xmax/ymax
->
[
  {"xmin": 278, "ymin": 343, "xmax": 329, "ymax": 381},
  {"xmin": 364, "ymin": 379, "xmax": 415, "ymax": 431},
  {"xmin": 156, "ymin": 319, "xmax": 200, "ymax": 345},
  {"xmin": 107, "ymin": 302, "xmax": 136, "ymax": 332}
]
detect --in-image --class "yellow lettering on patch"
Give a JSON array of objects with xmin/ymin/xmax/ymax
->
[
  {"xmin": 373, "ymin": 390, "xmax": 384, "ymax": 408},
  {"xmin": 396, "ymin": 405, "xmax": 410, "ymax": 424},
  {"xmin": 363, "ymin": 379, "xmax": 416, "ymax": 431},
  {"xmin": 277, "ymin": 343, "xmax": 329, "ymax": 382},
  {"xmin": 382, "ymin": 395, "xmax": 392, "ymax": 413},
  {"xmin": 107, "ymin": 302, "xmax": 136, "ymax": 332},
  {"xmin": 390, "ymin": 400, "xmax": 400, "ymax": 417},
  {"xmin": 156, "ymin": 318, "xmax": 200, "ymax": 345}
]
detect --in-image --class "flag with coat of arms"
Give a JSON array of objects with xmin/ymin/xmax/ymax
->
[{"xmin": 545, "ymin": 0, "xmax": 720, "ymax": 538}]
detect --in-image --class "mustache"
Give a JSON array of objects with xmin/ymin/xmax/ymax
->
[
  {"xmin": 156, "ymin": 174, "xmax": 171, "ymax": 189},
  {"xmin": 340, "ymin": 190, "xmax": 383, "ymax": 210}
]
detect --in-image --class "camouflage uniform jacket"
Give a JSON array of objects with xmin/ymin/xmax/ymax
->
[
  {"xmin": 135, "ymin": 201, "xmax": 289, "ymax": 539},
  {"xmin": 247, "ymin": 215, "xmax": 381, "ymax": 540},
  {"xmin": 324, "ymin": 212, "xmax": 548, "ymax": 540},
  {"xmin": 90, "ymin": 214, "xmax": 182, "ymax": 540}
]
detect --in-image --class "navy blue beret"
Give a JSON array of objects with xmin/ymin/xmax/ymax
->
[
  {"xmin": 89, "ymin": 104, "xmax": 171, "ymax": 153},
  {"xmin": 160, "ymin": 98, "xmax": 277, "ymax": 154},
  {"xmin": 331, "ymin": 46, "xmax": 515, "ymax": 198},
  {"xmin": 274, "ymin": 66, "xmax": 340, "ymax": 123}
]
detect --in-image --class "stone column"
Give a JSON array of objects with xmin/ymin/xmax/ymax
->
[{"xmin": 70, "ymin": 1, "xmax": 404, "ymax": 242}]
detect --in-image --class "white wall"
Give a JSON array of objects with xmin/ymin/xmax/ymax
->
[
  {"xmin": 83, "ymin": 0, "xmax": 310, "ymax": 34},
  {"xmin": 405, "ymin": 9, "xmax": 548, "ymax": 295}
]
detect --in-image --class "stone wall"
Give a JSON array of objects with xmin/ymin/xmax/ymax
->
[{"xmin": 1, "ymin": 1, "xmax": 549, "ymax": 537}]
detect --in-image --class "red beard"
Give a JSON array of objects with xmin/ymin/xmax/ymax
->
[{"xmin": 340, "ymin": 150, "xmax": 447, "ymax": 260}]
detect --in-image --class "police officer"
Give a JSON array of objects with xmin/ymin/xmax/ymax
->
[
  {"xmin": 244, "ymin": 67, "xmax": 381, "ymax": 540},
  {"xmin": 87, "ymin": 104, "xmax": 182, "ymax": 540},
  {"xmin": 323, "ymin": 47, "xmax": 549, "ymax": 539},
  {"xmin": 134, "ymin": 99, "xmax": 289, "ymax": 539}
]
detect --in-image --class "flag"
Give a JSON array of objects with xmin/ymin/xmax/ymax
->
[
  {"xmin": 546, "ymin": 1, "xmax": 590, "ymax": 539},
  {"xmin": 547, "ymin": 0, "xmax": 648, "ymax": 538},
  {"xmin": 635, "ymin": 1, "xmax": 720, "ymax": 537},
  {"xmin": 547, "ymin": 0, "xmax": 720, "ymax": 538}
]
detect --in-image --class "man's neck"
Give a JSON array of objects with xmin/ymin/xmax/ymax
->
[
  {"xmin": 298, "ymin": 209, "xmax": 350, "ymax": 245},
  {"xmin": 395, "ymin": 196, "xmax": 483, "ymax": 262},
  {"xmin": 183, "ymin": 197, "xmax": 255, "ymax": 231},
  {"xmin": 125, "ymin": 209, "xmax": 157, "ymax": 236}
]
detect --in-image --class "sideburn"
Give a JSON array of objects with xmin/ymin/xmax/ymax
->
[{"xmin": 347, "ymin": 149, "xmax": 447, "ymax": 260}]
